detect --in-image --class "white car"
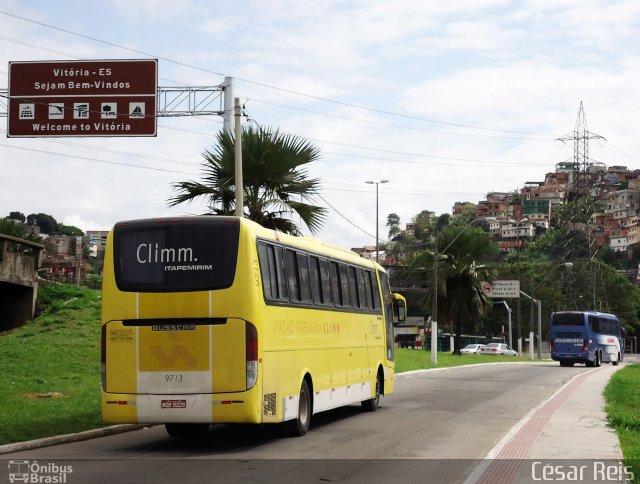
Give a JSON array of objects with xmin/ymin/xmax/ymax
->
[
  {"xmin": 460, "ymin": 344, "xmax": 486, "ymax": 354},
  {"xmin": 480, "ymin": 343, "xmax": 518, "ymax": 356}
]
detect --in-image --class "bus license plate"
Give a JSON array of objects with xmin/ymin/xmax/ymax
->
[{"xmin": 161, "ymin": 399, "xmax": 187, "ymax": 409}]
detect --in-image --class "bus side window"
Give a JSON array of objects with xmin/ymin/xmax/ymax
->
[
  {"xmin": 362, "ymin": 269, "xmax": 373, "ymax": 310},
  {"xmin": 330, "ymin": 261, "xmax": 342, "ymax": 306},
  {"xmin": 257, "ymin": 243, "xmax": 279, "ymax": 300},
  {"xmin": 355, "ymin": 268, "xmax": 367, "ymax": 309},
  {"xmin": 309, "ymin": 255, "xmax": 322, "ymax": 304},
  {"xmin": 348, "ymin": 266, "xmax": 359, "ymax": 308},
  {"xmin": 257, "ymin": 243, "xmax": 272, "ymax": 299},
  {"xmin": 286, "ymin": 249, "xmax": 301, "ymax": 302},
  {"xmin": 319, "ymin": 258, "xmax": 333, "ymax": 306},
  {"xmin": 339, "ymin": 264, "xmax": 351, "ymax": 308},
  {"xmin": 274, "ymin": 246, "xmax": 288, "ymax": 300},
  {"xmin": 367, "ymin": 270, "xmax": 381, "ymax": 310},
  {"xmin": 297, "ymin": 252, "xmax": 313, "ymax": 303}
]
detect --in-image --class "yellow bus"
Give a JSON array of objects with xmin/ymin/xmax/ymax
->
[{"xmin": 101, "ymin": 216, "xmax": 405, "ymax": 437}]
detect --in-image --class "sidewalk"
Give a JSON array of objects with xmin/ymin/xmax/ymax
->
[
  {"xmin": 484, "ymin": 361, "xmax": 625, "ymax": 461},
  {"xmin": 467, "ymin": 358, "xmax": 635, "ymax": 484},
  {"xmin": 527, "ymin": 362, "xmax": 623, "ymax": 460}
]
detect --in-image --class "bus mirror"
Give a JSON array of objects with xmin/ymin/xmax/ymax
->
[{"xmin": 391, "ymin": 293, "xmax": 406, "ymax": 325}]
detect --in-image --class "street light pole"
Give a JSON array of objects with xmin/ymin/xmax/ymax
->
[{"xmin": 365, "ymin": 180, "xmax": 389, "ymax": 263}]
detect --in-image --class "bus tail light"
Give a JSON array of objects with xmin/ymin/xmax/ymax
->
[
  {"xmin": 550, "ymin": 340, "xmax": 555, "ymax": 352},
  {"xmin": 101, "ymin": 324, "xmax": 107, "ymax": 391},
  {"xmin": 246, "ymin": 322, "xmax": 258, "ymax": 390},
  {"xmin": 582, "ymin": 339, "xmax": 589, "ymax": 352}
]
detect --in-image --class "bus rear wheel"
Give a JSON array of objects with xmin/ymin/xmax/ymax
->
[
  {"xmin": 362, "ymin": 370, "xmax": 382, "ymax": 412},
  {"xmin": 288, "ymin": 380, "xmax": 311, "ymax": 437},
  {"xmin": 594, "ymin": 351, "xmax": 601, "ymax": 367},
  {"xmin": 165, "ymin": 423, "xmax": 210, "ymax": 438}
]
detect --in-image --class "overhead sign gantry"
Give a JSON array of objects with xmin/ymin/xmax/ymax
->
[{"xmin": 7, "ymin": 59, "xmax": 158, "ymax": 137}]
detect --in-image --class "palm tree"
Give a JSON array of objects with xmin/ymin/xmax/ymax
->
[
  {"xmin": 416, "ymin": 226, "xmax": 498, "ymax": 354},
  {"xmin": 168, "ymin": 126, "xmax": 327, "ymax": 235}
]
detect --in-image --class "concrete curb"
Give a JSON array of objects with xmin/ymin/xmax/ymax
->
[{"xmin": 0, "ymin": 425, "xmax": 146, "ymax": 455}]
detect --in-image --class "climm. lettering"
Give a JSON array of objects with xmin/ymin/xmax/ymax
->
[{"xmin": 136, "ymin": 243, "xmax": 196, "ymax": 264}]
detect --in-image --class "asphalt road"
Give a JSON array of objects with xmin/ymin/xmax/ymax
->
[{"xmin": 1, "ymin": 362, "xmax": 594, "ymax": 484}]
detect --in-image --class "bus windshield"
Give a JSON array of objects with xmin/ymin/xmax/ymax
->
[{"xmin": 551, "ymin": 313, "xmax": 585, "ymax": 326}]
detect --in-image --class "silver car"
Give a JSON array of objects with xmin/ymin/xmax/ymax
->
[
  {"xmin": 460, "ymin": 344, "xmax": 486, "ymax": 354},
  {"xmin": 480, "ymin": 343, "xmax": 518, "ymax": 356}
]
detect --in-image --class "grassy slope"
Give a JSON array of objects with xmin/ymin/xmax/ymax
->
[{"xmin": 0, "ymin": 283, "xmax": 103, "ymax": 444}]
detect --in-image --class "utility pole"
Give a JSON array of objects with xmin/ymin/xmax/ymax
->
[
  {"xmin": 431, "ymin": 248, "xmax": 438, "ymax": 364},
  {"xmin": 365, "ymin": 180, "xmax": 388, "ymax": 263},
  {"xmin": 234, "ymin": 97, "xmax": 243, "ymax": 217}
]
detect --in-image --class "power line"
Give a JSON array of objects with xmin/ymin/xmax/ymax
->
[
  {"xmin": 0, "ymin": 9, "xmax": 552, "ymax": 137},
  {"xmin": 320, "ymin": 149, "xmax": 548, "ymax": 168},
  {"xmin": 0, "ymin": 128, "xmax": 201, "ymax": 168},
  {"xmin": 323, "ymin": 186, "xmax": 485, "ymax": 197},
  {"xmin": 0, "ymin": 142, "xmax": 198, "ymax": 175},
  {"xmin": 249, "ymin": 98, "xmax": 556, "ymax": 141},
  {"xmin": 316, "ymin": 193, "xmax": 375, "ymax": 239}
]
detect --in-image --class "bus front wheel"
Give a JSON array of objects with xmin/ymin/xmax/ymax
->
[
  {"xmin": 362, "ymin": 370, "xmax": 382, "ymax": 412},
  {"xmin": 289, "ymin": 380, "xmax": 311, "ymax": 437}
]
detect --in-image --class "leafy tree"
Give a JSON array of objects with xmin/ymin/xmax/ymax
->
[
  {"xmin": 550, "ymin": 194, "xmax": 600, "ymax": 228},
  {"xmin": 386, "ymin": 213, "xmax": 400, "ymax": 239},
  {"xmin": 168, "ymin": 126, "xmax": 327, "ymax": 236},
  {"xmin": 409, "ymin": 210, "xmax": 435, "ymax": 245},
  {"xmin": 26, "ymin": 213, "xmax": 58, "ymax": 235},
  {"xmin": 57, "ymin": 224, "xmax": 84, "ymax": 236},
  {"xmin": 515, "ymin": 228, "xmax": 590, "ymax": 263},
  {"xmin": 595, "ymin": 246, "xmax": 628, "ymax": 270},
  {"xmin": 0, "ymin": 219, "xmax": 44, "ymax": 254},
  {"xmin": 7, "ymin": 211, "xmax": 26, "ymax": 223}
]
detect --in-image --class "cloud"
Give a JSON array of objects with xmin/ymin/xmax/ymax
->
[{"xmin": 1, "ymin": 1, "xmax": 640, "ymax": 251}]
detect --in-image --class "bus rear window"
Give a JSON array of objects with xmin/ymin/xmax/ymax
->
[
  {"xmin": 113, "ymin": 217, "xmax": 239, "ymax": 292},
  {"xmin": 551, "ymin": 313, "xmax": 586, "ymax": 326}
]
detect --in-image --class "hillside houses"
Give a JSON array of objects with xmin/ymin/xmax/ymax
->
[
  {"xmin": 462, "ymin": 164, "xmax": 640, "ymax": 254},
  {"xmin": 356, "ymin": 164, "xmax": 640, "ymax": 264}
]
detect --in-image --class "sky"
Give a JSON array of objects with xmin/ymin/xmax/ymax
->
[{"xmin": 1, "ymin": 0, "xmax": 639, "ymax": 250}]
